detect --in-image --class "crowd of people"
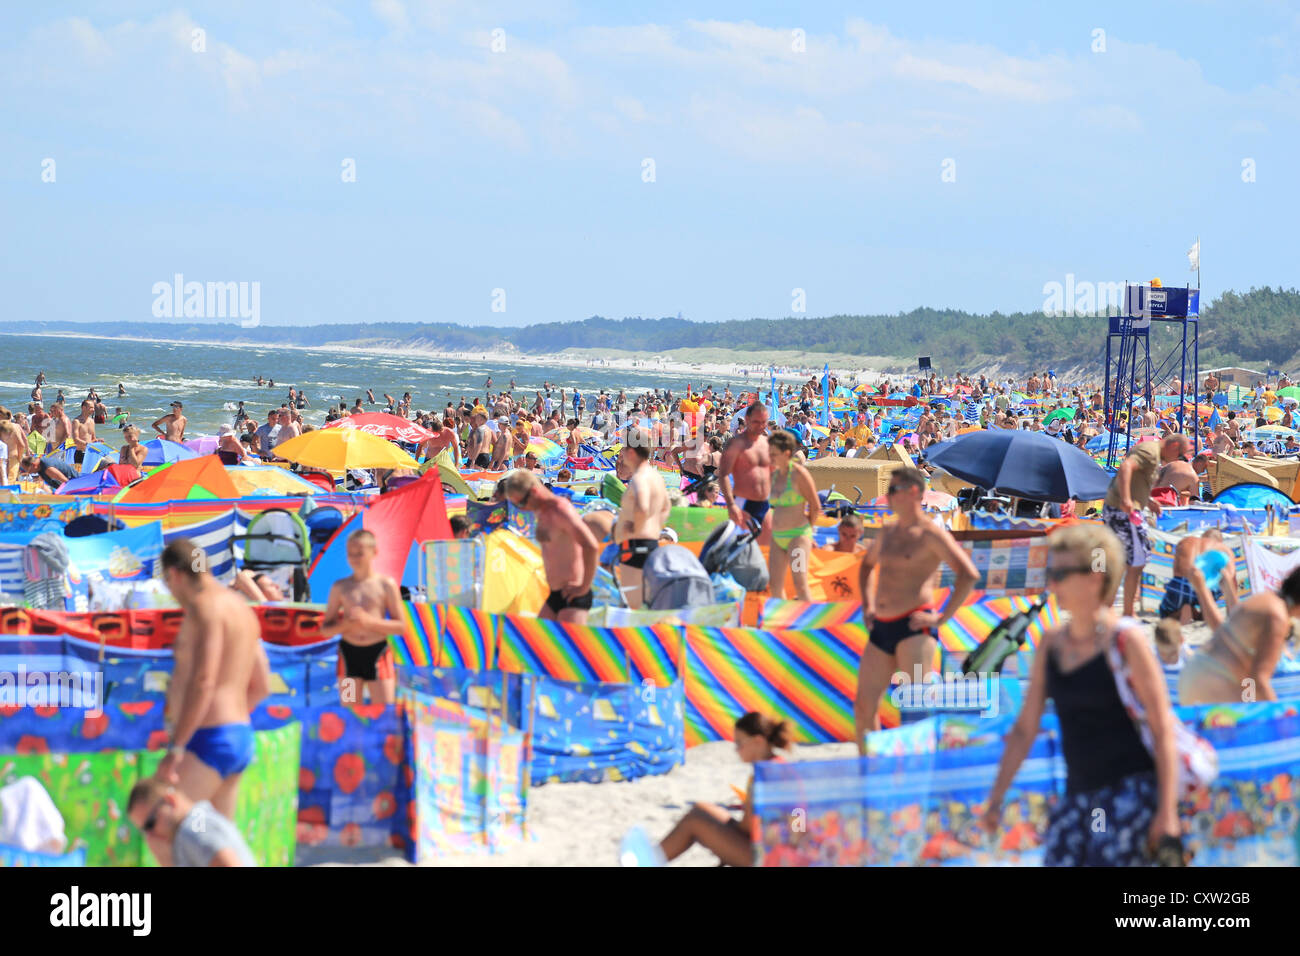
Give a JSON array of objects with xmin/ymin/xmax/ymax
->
[{"xmin": 11, "ymin": 363, "xmax": 1300, "ymax": 868}]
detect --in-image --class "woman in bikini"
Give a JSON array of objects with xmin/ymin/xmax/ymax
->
[
  {"xmin": 1179, "ymin": 566, "xmax": 1300, "ymax": 705},
  {"xmin": 765, "ymin": 430, "xmax": 821, "ymax": 601}
]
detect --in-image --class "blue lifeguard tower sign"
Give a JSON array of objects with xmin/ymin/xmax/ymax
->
[{"xmin": 1103, "ymin": 283, "xmax": 1200, "ymax": 469}]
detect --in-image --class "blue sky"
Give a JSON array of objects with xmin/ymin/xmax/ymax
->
[{"xmin": 2, "ymin": 1, "xmax": 1298, "ymax": 327}]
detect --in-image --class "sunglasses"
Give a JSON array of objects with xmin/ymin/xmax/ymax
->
[
  {"xmin": 886, "ymin": 483, "xmax": 916, "ymax": 495},
  {"xmin": 141, "ymin": 796, "xmax": 168, "ymax": 834},
  {"xmin": 1046, "ymin": 565, "xmax": 1093, "ymax": 582}
]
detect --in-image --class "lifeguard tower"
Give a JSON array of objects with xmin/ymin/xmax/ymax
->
[{"xmin": 1103, "ymin": 282, "xmax": 1200, "ymax": 469}]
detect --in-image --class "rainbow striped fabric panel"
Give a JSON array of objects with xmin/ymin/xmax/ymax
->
[
  {"xmin": 939, "ymin": 590, "xmax": 1058, "ymax": 653},
  {"xmin": 760, "ymin": 599, "xmax": 860, "ymax": 629},
  {"xmin": 498, "ymin": 616, "xmax": 630, "ymax": 684},
  {"xmin": 682, "ymin": 623, "xmax": 867, "ymax": 746}
]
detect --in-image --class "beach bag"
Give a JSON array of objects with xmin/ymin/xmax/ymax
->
[
  {"xmin": 699, "ymin": 523, "xmax": 769, "ymax": 593},
  {"xmin": 1106, "ymin": 618, "xmax": 1218, "ymax": 797},
  {"xmin": 641, "ymin": 545, "xmax": 713, "ymax": 610}
]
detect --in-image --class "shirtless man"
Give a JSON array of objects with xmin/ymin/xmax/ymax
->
[
  {"xmin": 157, "ymin": 538, "xmax": 271, "ymax": 824},
  {"xmin": 120, "ymin": 425, "xmax": 148, "ymax": 469},
  {"xmin": 0, "ymin": 408, "xmax": 24, "ymax": 484},
  {"xmin": 490, "ymin": 417, "xmax": 512, "ymax": 470},
  {"xmin": 320, "ymin": 530, "xmax": 406, "ymax": 706},
  {"xmin": 1158, "ymin": 528, "xmax": 1237, "ymax": 626},
  {"xmin": 614, "ymin": 431, "xmax": 671, "ymax": 609},
  {"xmin": 464, "ymin": 411, "xmax": 491, "ymax": 469},
  {"xmin": 1223, "ymin": 411, "xmax": 1243, "ymax": 445},
  {"xmin": 418, "ymin": 416, "xmax": 458, "ymax": 462},
  {"xmin": 504, "ymin": 469, "xmax": 600, "ymax": 624},
  {"xmin": 1210, "ymin": 427, "xmax": 1236, "ymax": 457},
  {"xmin": 71, "ymin": 399, "xmax": 97, "ymax": 467},
  {"xmin": 717, "ymin": 402, "xmax": 773, "ymax": 543},
  {"xmin": 853, "ymin": 467, "xmax": 978, "ymax": 754},
  {"xmin": 152, "ymin": 401, "xmax": 187, "ymax": 443},
  {"xmin": 1155, "ymin": 456, "xmax": 1200, "ymax": 505}
]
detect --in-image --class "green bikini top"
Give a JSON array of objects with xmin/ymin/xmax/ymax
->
[{"xmin": 771, "ymin": 463, "xmax": 804, "ymax": 508}]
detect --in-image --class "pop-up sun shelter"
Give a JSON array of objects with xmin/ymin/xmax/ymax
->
[{"xmin": 308, "ymin": 470, "xmax": 452, "ymax": 594}]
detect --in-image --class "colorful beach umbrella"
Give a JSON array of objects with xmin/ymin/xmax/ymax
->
[
  {"xmin": 272, "ymin": 428, "xmax": 418, "ymax": 471},
  {"xmin": 225, "ymin": 464, "xmax": 325, "ymax": 496},
  {"xmin": 142, "ymin": 438, "xmax": 198, "ymax": 467},
  {"xmin": 1253, "ymin": 424, "xmax": 1300, "ymax": 439},
  {"xmin": 526, "ymin": 436, "xmax": 566, "ymax": 460},
  {"xmin": 322, "ymin": 412, "xmax": 433, "ymax": 444},
  {"xmin": 1042, "ymin": 408, "xmax": 1076, "ymax": 425},
  {"xmin": 1277, "ymin": 386, "xmax": 1300, "ymax": 401},
  {"xmin": 116, "ymin": 454, "xmax": 240, "ymax": 503}
]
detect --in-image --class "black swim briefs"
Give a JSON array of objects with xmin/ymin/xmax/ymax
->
[
  {"xmin": 618, "ymin": 539, "xmax": 658, "ymax": 569},
  {"xmin": 545, "ymin": 589, "xmax": 594, "ymax": 614}
]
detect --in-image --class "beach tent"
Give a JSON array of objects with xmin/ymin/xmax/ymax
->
[
  {"xmin": 56, "ymin": 464, "xmax": 139, "ymax": 496},
  {"xmin": 1210, "ymin": 482, "xmax": 1296, "ymax": 510},
  {"xmin": 307, "ymin": 470, "xmax": 452, "ymax": 593},
  {"xmin": 115, "ymin": 455, "xmax": 240, "ymax": 503}
]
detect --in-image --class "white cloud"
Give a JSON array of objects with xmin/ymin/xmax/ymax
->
[{"xmin": 372, "ymin": 0, "xmax": 409, "ymax": 33}]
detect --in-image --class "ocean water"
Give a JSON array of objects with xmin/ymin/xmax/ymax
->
[{"xmin": 0, "ymin": 333, "xmax": 758, "ymax": 436}]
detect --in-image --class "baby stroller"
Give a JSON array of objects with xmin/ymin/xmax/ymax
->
[
  {"xmin": 640, "ymin": 545, "xmax": 714, "ymax": 610},
  {"xmin": 699, "ymin": 522, "xmax": 770, "ymax": 592}
]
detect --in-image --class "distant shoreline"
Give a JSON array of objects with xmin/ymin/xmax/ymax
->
[{"xmin": 2, "ymin": 330, "xmax": 934, "ymax": 385}]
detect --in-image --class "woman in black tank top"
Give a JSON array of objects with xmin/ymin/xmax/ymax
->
[{"xmin": 981, "ymin": 524, "xmax": 1183, "ymax": 866}]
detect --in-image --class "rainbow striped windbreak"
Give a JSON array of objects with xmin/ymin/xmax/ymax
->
[{"xmin": 387, "ymin": 591, "xmax": 1054, "ymax": 748}]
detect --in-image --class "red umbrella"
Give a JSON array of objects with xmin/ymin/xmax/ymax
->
[{"xmin": 322, "ymin": 413, "xmax": 433, "ymax": 444}]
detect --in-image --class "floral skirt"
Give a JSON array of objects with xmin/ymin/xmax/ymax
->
[{"xmin": 1044, "ymin": 772, "xmax": 1157, "ymax": 866}]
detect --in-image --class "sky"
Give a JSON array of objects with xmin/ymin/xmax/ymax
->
[{"xmin": 2, "ymin": 1, "xmax": 1298, "ymax": 328}]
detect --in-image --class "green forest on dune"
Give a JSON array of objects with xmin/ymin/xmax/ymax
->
[{"xmin": 11, "ymin": 286, "xmax": 1300, "ymax": 373}]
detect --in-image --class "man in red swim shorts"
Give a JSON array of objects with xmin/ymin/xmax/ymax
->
[{"xmin": 853, "ymin": 467, "xmax": 978, "ymax": 754}]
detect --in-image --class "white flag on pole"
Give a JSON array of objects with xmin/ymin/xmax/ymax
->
[{"xmin": 1187, "ymin": 238, "xmax": 1200, "ymax": 271}]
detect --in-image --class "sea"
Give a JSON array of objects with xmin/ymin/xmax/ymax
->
[{"xmin": 0, "ymin": 333, "xmax": 760, "ymax": 436}]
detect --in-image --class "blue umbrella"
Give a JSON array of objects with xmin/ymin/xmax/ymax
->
[
  {"xmin": 922, "ymin": 430, "xmax": 1112, "ymax": 502},
  {"xmin": 142, "ymin": 438, "xmax": 198, "ymax": 467},
  {"xmin": 1085, "ymin": 429, "xmax": 1131, "ymax": 453}
]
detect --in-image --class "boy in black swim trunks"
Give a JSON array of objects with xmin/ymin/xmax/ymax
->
[
  {"xmin": 852, "ymin": 467, "xmax": 978, "ymax": 754},
  {"xmin": 614, "ymin": 431, "xmax": 671, "ymax": 609},
  {"xmin": 321, "ymin": 529, "xmax": 407, "ymax": 706}
]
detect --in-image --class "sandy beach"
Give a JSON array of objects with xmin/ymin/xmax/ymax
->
[{"xmin": 297, "ymin": 615, "xmax": 1207, "ymax": 868}]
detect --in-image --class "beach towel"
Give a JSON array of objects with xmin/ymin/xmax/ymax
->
[{"xmin": 23, "ymin": 531, "xmax": 71, "ymax": 609}]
